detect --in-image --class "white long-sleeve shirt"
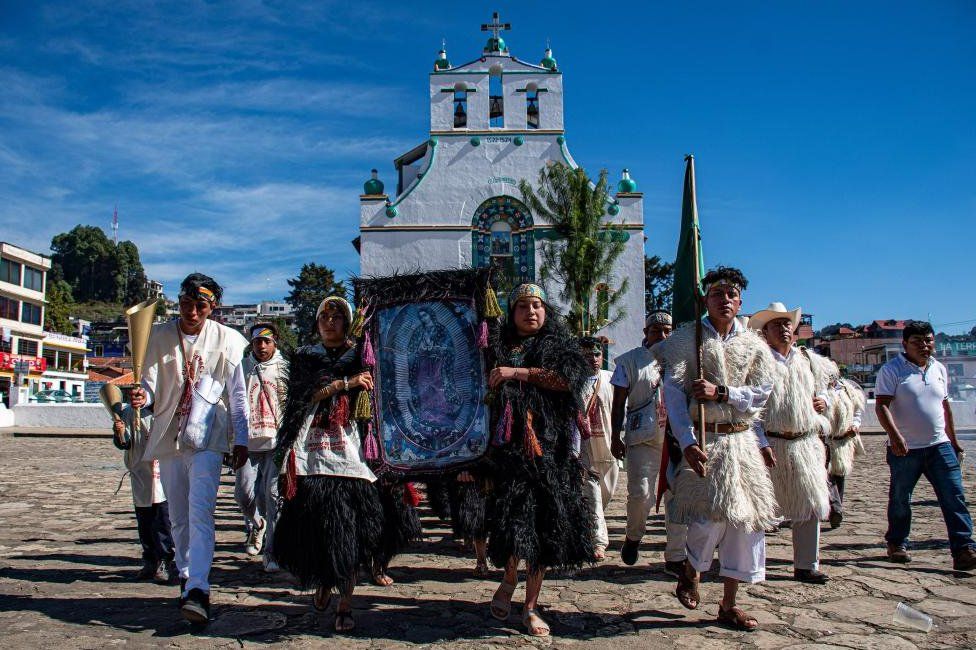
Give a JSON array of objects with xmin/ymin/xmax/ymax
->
[{"xmin": 663, "ymin": 317, "xmax": 773, "ymax": 451}]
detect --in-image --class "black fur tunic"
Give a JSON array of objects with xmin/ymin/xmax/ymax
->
[{"xmin": 485, "ymin": 310, "xmax": 594, "ymax": 571}]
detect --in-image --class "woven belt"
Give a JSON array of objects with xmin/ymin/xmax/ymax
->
[
  {"xmin": 766, "ymin": 430, "xmax": 811, "ymax": 440},
  {"xmin": 838, "ymin": 429, "xmax": 858, "ymax": 440},
  {"xmin": 694, "ymin": 422, "xmax": 750, "ymax": 435}
]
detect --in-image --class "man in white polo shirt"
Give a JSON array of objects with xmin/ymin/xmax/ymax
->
[{"xmin": 876, "ymin": 320, "xmax": 976, "ymax": 571}]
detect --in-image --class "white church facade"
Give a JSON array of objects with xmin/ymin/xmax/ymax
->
[{"xmin": 358, "ymin": 14, "xmax": 646, "ymax": 356}]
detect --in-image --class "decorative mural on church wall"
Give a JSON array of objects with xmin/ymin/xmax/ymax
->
[
  {"xmin": 372, "ymin": 299, "xmax": 489, "ymax": 473},
  {"xmin": 471, "ymin": 196, "xmax": 535, "ymax": 305}
]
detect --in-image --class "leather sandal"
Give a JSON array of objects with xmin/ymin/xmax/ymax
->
[
  {"xmin": 489, "ymin": 580, "xmax": 516, "ymax": 620},
  {"xmin": 312, "ymin": 586, "xmax": 332, "ymax": 612},
  {"xmin": 674, "ymin": 561, "xmax": 700, "ymax": 610},
  {"xmin": 522, "ymin": 607, "xmax": 550, "ymax": 637},
  {"xmin": 717, "ymin": 604, "xmax": 758, "ymax": 632}
]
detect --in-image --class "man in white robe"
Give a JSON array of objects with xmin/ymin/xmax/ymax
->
[
  {"xmin": 578, "ymin": 336, "xmax": 619, "ymax": 560},
  {"xmin": 132, "ymin": 273, "xmax": 250, "ymax": 625}
]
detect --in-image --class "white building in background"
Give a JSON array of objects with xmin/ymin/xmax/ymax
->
[
  {"xmin": 0, "ymin": 241, "xmax": 88, "ymax": 404},
  {"xmin": 357, "ymin": 13, "xmax": 646, "ymax": 356}
]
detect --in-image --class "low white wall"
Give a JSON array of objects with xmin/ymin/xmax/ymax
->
[
  {"xmin": 10, "ymin": 403, "xmax": 112, "ymax": 430},
  {"xmin": 862, "ymin": 400, "xmax": 976, "ymax": 430},
  {"xmin": 0, "ymin": 404, "xmax": 13, "ymax": 428}
]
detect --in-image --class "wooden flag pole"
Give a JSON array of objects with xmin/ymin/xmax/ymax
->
[{"xmin": 686, "ymin": 154, "xmax": 707, "ymax": 454}]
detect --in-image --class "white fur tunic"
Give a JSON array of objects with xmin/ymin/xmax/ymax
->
[
  {"xmin": 657, "ymin": 323, "xmax": 779, "ymax": 532},
  {"xmin": 763, "ymin": 347, "xmax": 831, "ymax": 521},
  {"xmin": 827, "ymin": 378, "xmax": 867, "ymax": 476}
]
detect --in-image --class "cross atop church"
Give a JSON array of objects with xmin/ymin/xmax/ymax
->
[{"xmin": 481, "ymin": 12, "xmax": 510, "ymax": 40}]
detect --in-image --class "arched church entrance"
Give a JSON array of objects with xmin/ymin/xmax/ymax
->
[{"xmin": 471, "ymin": 196, "xmax": 535, "ymax": 309}]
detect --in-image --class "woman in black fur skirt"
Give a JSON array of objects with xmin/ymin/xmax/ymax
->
[
  {"xmin": 272, "ymin": 296, "xmax": 408, "ymax": 633},
  {"xmin": 427, "ymin": 470, "xmax": 490, "ymax": 576},
  {"xmin": 485, "ymin": 283, "xmax": 593, "ymax": 637}
]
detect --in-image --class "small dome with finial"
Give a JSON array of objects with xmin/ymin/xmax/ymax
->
[
  {"xmin": 541, "ymin": 46, "xmax": 557, "ymax": 70},
  {"xmin": 485, "ymin": 36, "xmax": 507, "ymax": 53},
  {"xmin": 434, "ymin": 42, "xmax": 451, "ymax": 70},
  {"xmin": 617, "ymin": 169, "xmax": 637, "ymax": 194},
  {"xmin": 364, "ymin": 169, "xmax": 384, "ymax": 195}
]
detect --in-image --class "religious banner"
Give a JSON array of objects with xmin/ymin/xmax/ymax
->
[{"xmin": 354, "ymin": 269, "xmax": 498, "ymax": 476}]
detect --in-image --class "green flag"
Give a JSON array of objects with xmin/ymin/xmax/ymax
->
[{"xmin": 672, "ymin": 154, "xmax": 705, "ymax": 326}]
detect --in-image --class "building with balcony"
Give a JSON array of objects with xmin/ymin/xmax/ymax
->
[{"xmin": 1, "ymin": 242, "xmax": 51, "ymax": 404}]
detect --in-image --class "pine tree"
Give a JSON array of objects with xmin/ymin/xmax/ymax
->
[
  {"xmin": 285, "ymin": 263, "xmax": 347, "ymax": 344},
  {"xmin": 519, "ymin": 162, "xmax": 628, "ymax": 335}
]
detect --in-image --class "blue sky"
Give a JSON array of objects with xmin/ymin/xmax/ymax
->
[{"xmin": 1, "ymin": 1, "xmax": 974, "ymax": 332}]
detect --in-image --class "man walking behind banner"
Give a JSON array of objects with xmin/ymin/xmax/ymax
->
[
  {"xmin": 578, "ymin": 336, "xmax": 619, "ymax": 561},
  {"xmin": 236, "ymin": 323, "xmax": 288, "ymax": 571},
  {"xmin": 131, "ymin": 273, "xmax": 250, "ymax": 625},
  {"xmin": 656, "ymin": 267, "xmax": 778, "ymax": 632},
  {"xmin": 610, "ymin": 311, "xmax": 682, "ymax": 571},
  {"xmin": 876, "ymin": 320, "xmax": 976, "ymax": 571},
  {"xmin": 749, "ymin": 302, "xmax": 834, "ymax": 584}
]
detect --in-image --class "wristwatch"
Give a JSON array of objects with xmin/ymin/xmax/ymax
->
[{"xmin": 715, "ymin": 385, "xmax": 729, "ymax": 403}]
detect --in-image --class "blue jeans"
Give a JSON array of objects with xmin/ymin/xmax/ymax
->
[{"xmin": 885, "ymin": 441, "xmax": 975, "ymax": 555}]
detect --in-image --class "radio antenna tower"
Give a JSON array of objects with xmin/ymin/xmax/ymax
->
[{"xmin": 112, "ymin": 204, "xmax": 119, "ymax": 245}]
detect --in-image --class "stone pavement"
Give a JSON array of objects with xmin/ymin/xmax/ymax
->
[{"xmin": 0, "ymin": 434, "xmax": 974, "ymax": 649}]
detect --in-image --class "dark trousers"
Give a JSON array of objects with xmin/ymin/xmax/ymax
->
[
  {"xmin": 885, "ymin": 442, "xmax": 976, "ymax": 555},
  {"xmin": 135, "ymin": 501, "xmax": 175, "ymax": 564},
  {"xmin": 828, "ymin": 474, "xmax": 845, "ymax": 516}
]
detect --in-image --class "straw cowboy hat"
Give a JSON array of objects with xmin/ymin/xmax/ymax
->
[{"xmin": 748, "ymin": 302, "xmax": 802, "ymax": 332}]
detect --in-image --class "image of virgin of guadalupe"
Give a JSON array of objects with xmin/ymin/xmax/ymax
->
[{"xmin": 408, "ymin": 306, "xmax": 462, "ymax": 434}]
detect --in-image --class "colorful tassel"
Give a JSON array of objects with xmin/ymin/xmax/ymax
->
[
  {"xmin": 354, "ymin": 389, "xmax": 372, "ymax": 421},
  {"xmin": 403, "ymin": 482, "xmax": 421, "ymax": 507},
  {"xmin": 283, "ymin": 449, "xmax": 298, "ymax": 500},
  {"xmin": 493, "ymin": 399, "xmax": 513, "ymax": 446},
  {"xmin": 483, "ymin": 286, "xmax": 503, "ymax": 318},
  {"xmin": 523, "ymin": 409, "xmax": 543, "ymax": 458},
  {"xmin": 329, "ymin": 393, "xmax": 350, "ymax": 429},
  {"xmin": 477, "ymin": 320, "xmax": 489, "ymax": 348},
  {"xmin": 362, "ymin": 331, "xmax": 376, "ymax": 367},
  {"xmin": 364, "ymin": 421, "xmax": 379, "ymax": 461},
  {"xmin": 350, "ymin": 307, "xmax": 366, "ymax": 338}
]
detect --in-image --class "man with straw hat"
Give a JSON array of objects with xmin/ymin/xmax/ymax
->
[{"xmin": 748, "ymin": 302, "xmax": 835, "ymax": 584}]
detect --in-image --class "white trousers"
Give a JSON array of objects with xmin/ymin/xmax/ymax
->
[
  {"xmin": 791, "ymin": 518, "xmax": 820, "ymax": 571},
  {"xmin": 233, "ymin": 450, "xmax": 278, "ymax": 554},
  {"xmin": 158, "ymin": 450, "xmax": 223, "ymax": 595},
  {"xmin": 686, "ymin": 519, "xmax": 766, "ymax": 584},
  {"xmin": 625, "ymin": 442, "xmax": 662, "ymax": 541},
  {"xmin": 582, "ymin": 459, "xmax": 619, "ymax": 548}
]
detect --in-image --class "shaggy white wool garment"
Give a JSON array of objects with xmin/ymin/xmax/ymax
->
[
  {"xmin": 656, "ymin": 323, "xmax": 778, "ymax": 426},
  {"xmin": 671, "ymin": 431, "xmax": 778, "ymax": 532},
  {"xmin": 762, "ymin": 347, "xmax": 831, "ymax": 520},
  {"xmin": 763, "ymin": 348, "xmax": 832, "ymax": 436},
  {"xmin": 768, "ymin": 435, "xmax": 830, "ymax": 520},
  {"xmin": 657, "ymin": 323, "xmax": 779, "ymax": 532},
  {"xmin": 827, "ymin": 378, "xmax": 867, "ymax": 476}
]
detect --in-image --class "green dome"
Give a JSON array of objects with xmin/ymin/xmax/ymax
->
[
  {"xmin": 363, "ymin": 169, "xmax": 384, "ymax": 195},
  {"xmin": 385, "ymin": 205, "xmax": 398, "ymax": 218},
  {"xmin": 541, "ymin": 47, "xmax": 557, "ymax": 70},
  {"xmin": 617, "ymin": 169, "xmax": 638, "ymax": 193},
  {"xmin": 485, "ymin": 37, "xmax": 507, "ymax": 52},
  {"xmin": 434, "ymin": 49, "xmax": 451, "ymax": 70}
]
